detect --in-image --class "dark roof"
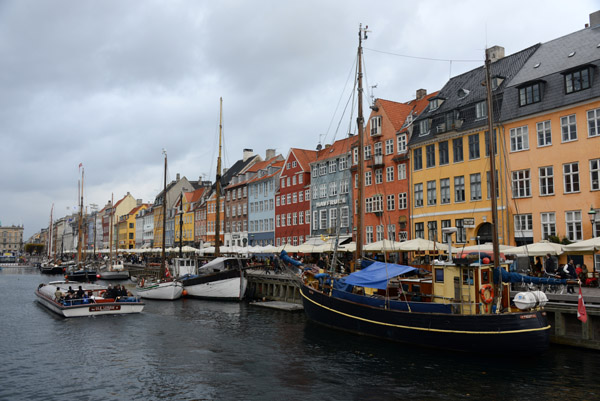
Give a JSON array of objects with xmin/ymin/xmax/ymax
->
[
  {"xmin": 410, "ymin": 44, "xmax": 539, "ymax": 146},
  {"xmin": 500, "ymin": 26, "xmax": 600, "ymax": 122}
]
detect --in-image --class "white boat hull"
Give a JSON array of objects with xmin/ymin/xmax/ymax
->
[
  {"xmin": 136, "ymin": 281, "xmax": 183, "ymax": 300},
  {"xmin": 35, "ymin": 284, "xmax": 144, "ymax": 317},
  {"xmin": 184, "ymin": 276, "xmax": 247, "ymax": 300}
]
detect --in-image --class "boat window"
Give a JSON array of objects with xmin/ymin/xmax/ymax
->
[
  {"xmin": 462, "ymin": 269, "xmax": 474, "ymax": 285},
  {"xmin": 482, "ymin": 270, "xmax": 489, "ymax": 283},
  {"xmin": 434, "ymin": 268, "xmax": 444, "ymax": 282}
]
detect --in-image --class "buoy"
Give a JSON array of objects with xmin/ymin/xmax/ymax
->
[
  {"xmin": 182, "ymin": 290, "xmax": 188, "ymax": 296},
  {"xmin": 482, "ymin": 257, "xmax": 490, "ymax": 264}
]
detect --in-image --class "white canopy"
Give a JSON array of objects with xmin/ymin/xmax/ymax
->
[
  {"xmin": 364, "ymin": 239, "xmax": 407, "ymax": 252},
  {"xmin": 503, "ymin": 240, "xmax": 564, "ymax": 256},
  {"xmin": 563, "ymin": 237, "xmax": 600, "ymax": 254},
  {"xmin": 396, "ymin": 238, "xmax": 446, "ymax": 252}
]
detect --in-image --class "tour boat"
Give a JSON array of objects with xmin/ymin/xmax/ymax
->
[{"xmin": 35, "ymin": 281, "xmax": 144, "ymax": 318}]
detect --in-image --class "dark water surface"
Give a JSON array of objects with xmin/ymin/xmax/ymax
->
[{"xmin": 1, "ymin": 267, "xmax": 599, "ymax": 401}]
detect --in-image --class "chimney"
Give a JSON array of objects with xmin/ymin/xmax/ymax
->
[
  {"xmin": 416, "ymin": 89, "xmax": 427, "ymax": 100},
  {"xmin": 243, "ymin": 148, "xmax": 254, "ymax": 161},
  {"xmin": 325, "ymin": 144, "xmax": 331, "ymax": 149},
  {"xmin": 265, "ymin": 148, "xmax": 275, "ymax": 160},
  {"xmin": 590, "ymin": 11, "xmax": 600, "ymax": 28},
  {"xmin": 176, "ymin": 173, "xmax": 180, "ymax": 181},
  {"xmin": 316, "ymin": 143, "xmax": 322, "ymax": 151},
  {"xmin": 137, "ymin": 199, "xmax": 142, "ymax": 206},
  {"xmin": 486, "ymin": 46, "xmax": 505, "ymax": 62}
]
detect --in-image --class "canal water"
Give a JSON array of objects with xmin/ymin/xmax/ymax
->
[{"xmin": 1, "ymin": 267, "xmax": 598, "ymax": 401}]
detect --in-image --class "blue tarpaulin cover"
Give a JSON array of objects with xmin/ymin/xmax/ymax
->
[
  {"xmin": 341, "ymin": 261, "xmax": 417, "ymax": 290},
  {"xmin": 493, "ymin": 267, "xmax": 567, "ymax": 285}
]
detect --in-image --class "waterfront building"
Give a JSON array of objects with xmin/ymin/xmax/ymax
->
[
  {"xmin": 409, "ymin": 45, "xmax": 537, "ymax": 248},
  {"xmin": 153, "ymin": 174, "xmax": 195, "ymax": 249},
  {"xmin": 309, "ymin": 137, "xmax": 354, "ymax": 240},
  {"xmin": 275, "ymin": 148, "xmax": 317, "ymax": 246},
  {"xmin": 499, "ymin": 14, "xmax": 600, "ymax": 268},
  {"xmin": 139, "ymin": 206, "xmax": 154, "ymax": 249},
  {"xmin": 247, "ymin": 157, "xmax": 284, "ymax": 246},
  {"xmin": 117, "ymin": 202, "xmax": 148, "ymax": 249},
  {"xmin": 173, "ymin": 187, "xmax": 207, "ymax": 248},
  {"xmin": 0, "ymin": 224, "xmax": 24, "ymax": 254}
]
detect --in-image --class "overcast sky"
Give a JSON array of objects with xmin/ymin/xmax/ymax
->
[{"xmin": 1, "ymin": 0, "xmax": 597, "ymax": 239}]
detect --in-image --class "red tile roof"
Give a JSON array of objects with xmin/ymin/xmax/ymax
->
[
  {"xmin": 314, "ymin": 135, "xmax": 355, "ymax": 162},
  {"xmin": 289, "ymin": 148, "xmax": 318, "ymax": 172}
]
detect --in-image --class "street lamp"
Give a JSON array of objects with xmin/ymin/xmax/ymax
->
[{"xmin": 589, "ymin": 205, "xmax": 597, "ymax": 237}]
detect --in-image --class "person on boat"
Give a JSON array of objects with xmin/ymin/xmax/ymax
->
[
  {"xmin": 54, "ymin": 287, "xmax": 64, "ymax": 302},
  {"xmin": 67, "ymin": 286, "xmax": 75, "ymax": 297},
  {"xmin": 104, "ymin": 284, "xmax": 115, "ymax": 298},
  {"xmin": 76, "ymin": 285, "xmax": 85, "ymax": 299},
  {"xmin": 544, "ymin": 254, "xmax": 557, "ymax": 275},
  {"xmin": 533, "ymin": 256, "xmax": 543, "ymax": 277},
  {"xmin": 564, "ymin": 260, "xmax": 577, "ymax": 294}
]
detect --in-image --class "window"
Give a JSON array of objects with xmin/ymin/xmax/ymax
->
[
  {"xmin": 385, "ymin": 139, "xmax": 394, "ymax": 154},
  {"xmin": 484, "ymin": 130, "xmax": 498, "ymax": 156},
  {"xmin": 340, "ymin": 179, "xmax": 349, "ymax": 194},
  {"xmin": 509, "ymin": 126, "xmax": 529, "ymax": 152},
  {"xmin": 455, "ymin": 219, "xmax": 466, "ymax": 243},
  {"xmin": 387, "ymin": 224, "xmax": 396, "ymax": 241},
  {"xmin": 398, "ymin": 193, "xmax": 407, "ymax": 210},
  {"xmin": 428, "ymin": 221, "xmax": 438, "ymax": 242},
  {"xmin": 312, "ymin": 188, "xmax": 317, "ymax": 200},
  {"xmin": 588, "ymin": 108, "xmax": 600, "ymax": 137},
  {"xmin": 541, "ymin": 212, "xmax": 556, "ymax": 240},
  {"xmin": 468, "ymin": 134, "xmax": 480, "ymax": 160},
  {"xmin": 319, "ymin": 184, "xmax": 327, "ymax": 198},
  {"xmin": 591, "ymin": 159, "xmax": 600, "ymax": 191},
  {"xmin": 419, "ymin": 119, "xmax": 430, "ymax": 136},
  {"xmin": 292, "ymin": 175, "xmax": 297, "ymax": 186},
  {"xmin": 286, "ymin": 194, "xmax": 291, "ymax": 204},
  {"xmin": 329, "ymin": 161, "xmax": 336, "ymax": 173},
  {"xmin": 328, "ymin": 182, "xmax": 337, "ymax": 197},
  {"xmin": 563, "ymin": 162, "xmax": 580, "ymax": 193},
  {"xmin": 364, "ymin": 145, "xmax": 372, "ymax": 160},
  {"xmin": 426, "ymin": 144, "xmax": 436, "ymax": 168},
  {"xmin": 561, "ymin": 115, "xmax": 577, "ymax": 142},
  {"xmin": 339, "ymin": 156, "xmax": 348, "ymax": 170},
  {"xmin": 486, "ymin": 170, "xmax": 499, "ymax": 199},
  {"xmin": 298, "ymin": 191, "xmax": 303, "ymax": 202},
  {"xmin": 470, "ymin": 173, "xmax": 482, "ymax": 200},
  {"xmin": 454, "ymin": 176, "xmax": 465, "ymax": 202},
  {"xmin": 386, "ymin": 166, "xmax": 394, "ymax": 182},
  {"xmin": 427, "ymin": 180, "xmax": 437, "ymax": 205},
  {"xmin": 370, "ymin": 116, "xmax": 382, "ymax": 136},
  {"xmin": 537, "ymin": 121, "xmax": 552, "ymax": 147},
  {"xmin": 319, "ymin": 163, "xmax": 327, "ymax": 175},
  {"xmin": 292, "ymin": 192, "xmax": 297, "ymax": 203},
  {"xmin": 519, "ymin": 83, "xmax": 541, "ymax": 106},
  {"xmin": 366, "ymin": 226, "xmax": 373, "ymax": 243},
  {"xmin": 565, "ymin": 210, "xmax": 582, "ymax": 241},
  {"xmin": 398, "ymin": 164, "xmax": 406, "ymax": 180},
  {"xmin": 439, "ymin": 141, "xmax": 449, "ymax": 165},
  {"xmin": 514, "ymin": 214, "xmax": 533, "ymax": 237},
  {"xmin": 319, "ymin": 210, "xmax": 327, "ymax": 229},
  {"xmin": 415, "ymin": 222, "xmax": 424, "ymax": 239},
  {"xmin": 375, "ymin": 169, "xmax": 383, "ymax": 184},
  {"xmin": 341, "ymin": 207, "xmax": 349, "ymax": 227},
  {"xmin": 287, "ymin": 213, "xmax": 291, "ymax": 226},
  {"xmin": 387, "ymin": 194, "xmax": 395, "ymax": 210},
  {"xmin": 512, "ymin": 170, "xmax": 531, "ymax": 198},
  {"xmin": 565, "ymin": 68, "xmax": 590, "ymax": 94},
  {"xmin": 414, "ymin": 183, "xmax": 423, "ymax": 207},
  {"xmin": 453, "ymin": 138, "xmax": 463, "ymax": 163},
  {"xmin": 299, "ymin": 212, "xmax": 303, "ymax": 225},
  {"xmin": 365, "ymin": 171, "xmax": 372, "ymax": 186},
  {"xmin": 440, "ymin": 178, "xmax": 450, "ymax": 204},
  {"xmin": 475, "ymin": 101, "xmax": 487, "ymax": 119},
  {"xmin": 441, "ymin": 219, "xmax": 452, "ymax": 242},
  {"xmin": 414, "ymin": 148, "xmax": 423, "ymax": 170},
  {"xmin": 374, "ymin": 142, "xmax": 382, "ymax": 156},
  {"xmin": 353, "ymin": 148, "xmax": 358, "ymax": 164},
  {"xmin": 372, "ymin": 195, "xmax": 383, "ymax": 212},
  {"xmin": 375, "ymin": 225, "xmax": 384, "ymax": 242},
  {"xmin": 397, "ymin": 133, "xmax": 407, "ymax": 153},
  {"xmin": 329, "ymin": 208, "xmax": 337, "ymax": 228},
  {"xmin": 539, "ymin": 166, "xmax": 554, "ymax": 196},
  {"xmin": 306, "ymin": 210, "xmax": 310, "ymax": 224}
]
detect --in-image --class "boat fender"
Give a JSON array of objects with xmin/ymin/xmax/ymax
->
[{"xmin": 480, "ymin": 284, "xmax": 494, "ymax": 304}]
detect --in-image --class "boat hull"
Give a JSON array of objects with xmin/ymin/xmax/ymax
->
[
  {"xmin": 300, "ymin": 284, "xmax": 550, "ymax": 353},
  {"xmin": 65, "ymin": 271, "xmax": 98, "ymax": 282},
  {"xmin": 35, "ymin": 287, "xmax": 144, "ymax": 318},
  {"xmin": 40, "ymin": 266, "xmax": 65, "ymax": 274},
  {"xmin": 136, "ymin": 281, "xmax": 183, "ymax": 300},
  {"xmin": 98, "ymin": 271, "xmax": 130, "ymax": 280},
  {"xmin": 182, "ymin": 269, "xmax": 247, "ymax": 300}
]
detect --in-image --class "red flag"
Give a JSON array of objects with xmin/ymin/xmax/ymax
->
[
  {"xmin": 577, "ymin": 287, "xmax": 588, "ymax": 323},
  {"xmin": 165, "ymin": 268, "xmax": 170, "ymax": 278}
]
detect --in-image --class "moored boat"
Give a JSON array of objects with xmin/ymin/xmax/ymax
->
[
  {"xmin": 98, "ymin": 260, "xmax": 130, "ymax": 280},
  {"xmin": 136, "ymin": 279, "xmax": 183, "ymax": 300},
  {"xmin": 180, "ymin": 257, "xmax": 248, "ymax": 301},
  {"xmin": 36, "ymin": 281, "xmax": 144, "ymax": 317}
]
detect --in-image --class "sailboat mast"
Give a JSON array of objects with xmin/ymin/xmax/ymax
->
[
  {"xmin": 355, "ymin": 24, "xmax": 367, "ymax": 265},
  {"xmin": 109, "ymin": 193, "xmax": 114, "ymax": 266},
  {"xmin": 48, "ymin": 204, "xmax": 54, "ymax": 259},
  {"xmin": 77, "ymin": 168, "xmax": 84, "ymax": 266},
  {"xmin": 484, "ymin": 51, "xmax": 501, "ymax": 300},
  {"xmin": 179, "ymin": 191, "xmax": 184, "ymax": 259},
  {"xmin": 162, "ymin": 150, "xmax": 168, "ymax": 277},
  {"xmin": 215, "ymin": 97, "xmax": 223, "ymax": 257}
]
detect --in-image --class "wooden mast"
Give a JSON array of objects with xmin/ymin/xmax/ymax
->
[
  {"xmin": 484, "ymin": 50, "xmax": 501, "ymax": 306},
  {"xmin": 109, "ymin": 193, "xmax": 114, "ymax": 269},
  {"xmin": 215, "ymin": 97, "xmax": 223, "ymax": 257},
  {"xmin": 162, "ymin": 149, "xmax": 168, "ymax": 278},
  {"xmin": 77, "ymin": 167, "xmax": 84, "ymax": 267},
  {"xmin": 355, "ymin": 24, "xmax": 368, "ymax": 267}
]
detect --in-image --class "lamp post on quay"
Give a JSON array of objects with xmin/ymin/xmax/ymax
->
[{"xmin": 588, "ymin": 206, "xmax": 597, "ymax": 238}]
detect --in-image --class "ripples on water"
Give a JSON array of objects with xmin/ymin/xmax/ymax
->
[{"xmin": 1, "ymin": 267, "xmax": 599, "ymax": 400}]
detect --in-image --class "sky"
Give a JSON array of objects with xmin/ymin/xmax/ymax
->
[{"xmin": 1, "ymin": 0, "xmax": 597, "ymax": 239}]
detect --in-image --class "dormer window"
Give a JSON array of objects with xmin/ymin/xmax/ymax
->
[
  {"xmin": 429, "ymin": 98, "xmax": 444, "ymax": 111},
  {"xmin": 458, "ymin": 88, "xmax": 470, "ymax": 99},
  {"xmin": 518, "ymin": 82, "xmax": 542, "ymax": 106},
  {"xmin": 564, "ymin": 67, "xmax": 591, "ymax": 94},
  {"xmin": 491, "ymin": 76, "xmax": 505, "ymax": 90},
  {"xmin": 370, "ymin": 116, "xmax": 382, "ymax": 136},
  {"xmin": 475, "ymin": 101, "xmax": 487, "ymax": 119},
  {"xmin": 419, "ymin": 119, "xmax": 430, "ymax": 136}
]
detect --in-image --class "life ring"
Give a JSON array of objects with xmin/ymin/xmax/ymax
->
[{"xmin": 480, "ymin": 284, "xmax": 494, "ymax": 304}]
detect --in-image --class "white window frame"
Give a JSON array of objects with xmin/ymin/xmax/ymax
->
[
  {"xmin": 510, "ymin": 126, "xmax": 529, "ymax": 152},
  {"xmin": 511, "ymin": 169, "xmax": 531, "ymax": 198},
  {"xmin": 563, "ymin": 162, "xmax": 580, "ymax": 194},
  {"xmin": 565, "ymin": 210, "xmax": 582, "ymax": 241},
  {"xmin": 540, "ymin": 212, "xmax": 556, "ymax": 240},
  {"xmin": 537, "ymin": 120, "xmax": 552, "ymax": 147},
  {"xmin": 591, "ymin": 159, "xmax": 600, "ymax": 191},
  {"xmin": 561, "ymin": 114, "xmax": 577, "ymax": 142},
  {"xmin": 385, "ymin": 139, "xmax": 394, "ymax": 155},
  {"xmin": 386, "ymin": 166, "xmax": 394, "ymax": 182},
  {"xmin": 397, "ymin": 133, "xmax": 407, "ymax": 153},
  {"xmin": 539, "ymin": 166, "xmax": 554, "ymax": 196}
]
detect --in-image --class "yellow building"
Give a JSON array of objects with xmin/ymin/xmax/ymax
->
[
  {"xmin": 117, "ymin": 204, "xmax": 149, "ymax": 249},
  {"xmin": 173, "ymin": 191, "xmax": 201, "ymax": 247}
]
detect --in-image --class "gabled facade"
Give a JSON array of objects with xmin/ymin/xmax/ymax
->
[
  {"xmin": 410, "ymin": 44, "xmax": 538, "ymax": 247},
  {"xmin": 275, "ymin": 148, "xmax": 317, "ymax": 246},
  {"xmin": 248, "ymin": 159, "xmax": 284, "ymax": 246},
  {"xmin": 153, "ymin": 174, "xmax": 195, "ymax": 248},
  {"xmin": 499, "ymin": 16, "xmax": 600, "ymax": 259},
  {"xmin": 309, "ymin": 137, "xmax": 354, "ymax": 239},
  {"xmin": 117, "ymin": 203, "xmax": 149, "ymax": 249}
]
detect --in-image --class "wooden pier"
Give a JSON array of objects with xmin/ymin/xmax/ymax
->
[{"xmin": 246, "ymin": 269, "xmax": 302, "ymax": 305}]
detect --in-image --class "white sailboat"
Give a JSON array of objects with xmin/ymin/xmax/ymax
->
[{"xmin": 136, "ymin": 150, "xmax": 183, "ymax": 300}]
